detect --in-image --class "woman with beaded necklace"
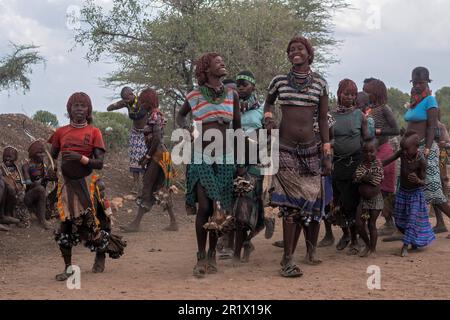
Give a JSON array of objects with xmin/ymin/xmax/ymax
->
[
  {"xmin": 49, "ymin": 92, "xmax": 126, "ymax": 281},
  {"xmin": 331, "ymin": 79, "xmax": 369, "ymax": 255},
  {"xmin": 177, "ymin": 53, "xmax": 241, "ymax": 278},
  {"xmin": 264, "ymin": 36, "xmax": 332, "ymax": 277}
]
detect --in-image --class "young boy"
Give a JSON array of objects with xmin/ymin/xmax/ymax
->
[
  {"xmin": 354, "ymin": 138, "xmax": 384, "ymax": 257},
  {"xmin": 1, "ymin": 147, "xmax": 25, "ymax": 226},
  {"xmin": 22, "ymin": 140, "xmax": 58, "ymax": 230},
  {"xmin": 383, "ymin": 130, "xmax": 435, "ymax": 257}
]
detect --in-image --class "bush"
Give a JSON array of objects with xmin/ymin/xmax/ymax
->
[
  {"xmin": 32, "ymin": 110, "xmax": 59, "ymax": 128},
  {"xmin": 92, "ymin": 111, "xmax": 132, "ymax": 151}
]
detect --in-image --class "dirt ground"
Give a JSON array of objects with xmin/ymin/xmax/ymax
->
[
  {"xmin": 1, "ymin": 114, "xmax": 450, "ymax": 300},
  {"xmin": 1, "ymin": 189, "xmax": 450, "ymax": 300}
]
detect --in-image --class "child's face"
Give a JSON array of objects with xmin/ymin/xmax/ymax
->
[
  {"xmin": 363, "ymin": 142, "xmax": 377, "ymax": 161},
  {"xmin": 3, "ymin": 153, "xmax": 17, "ymax": 166},
  {"xmin": 32, "ymin": 151, "xmax": 45, "ymax": 163},
  {"xmin": 404, "ymin": 142, "xmax": 419, "ymax": 158},
  {"xmin": 402, "ymin": 135, "xmax": 419, "ymax": 157}
]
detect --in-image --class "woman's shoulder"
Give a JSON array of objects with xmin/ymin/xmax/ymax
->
[
  {"xmin": 424, "ymin": 95, "xmax": 438, "ymax": 108},
  {"xmin": 311, "ymin": 72, "xmax": 327, "ymax": 84},
  {"xmin": 186, "ymin": 89, "xmax": 201, "ymax": 101}
]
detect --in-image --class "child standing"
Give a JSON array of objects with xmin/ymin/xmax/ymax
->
[
  {"xmin": 354, "ymin": 138, "xmax": 384, "ymax": 257},
  {"xmin": 383, "ymin": 130, "xmax": 435, "ymax": 257}
]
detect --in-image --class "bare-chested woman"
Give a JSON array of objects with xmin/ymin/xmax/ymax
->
[
  {"xmin": 264, "ymin": 36, "xmax": 331, "ymax": 278},
  {"xmin": 107, "ymin": 87, "xmax": 149, "ymax": 194},
  {"xmin": 177, "ymin": 53, "xmax": 241, "ymax": 278}
]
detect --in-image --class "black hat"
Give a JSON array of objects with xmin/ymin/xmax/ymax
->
[{"xmin": 411, "ymin": 67, "xmax": 432, "ymax": 83}]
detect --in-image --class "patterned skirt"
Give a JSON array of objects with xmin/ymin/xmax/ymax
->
[
  {"xmin": 185, "ymin": 154, "xmax": 235, "ymax": 212},
  {"xmin": 361, "ymin": 192, "xmax": 384, "ymax": 211},
  {"xmin": 394, "ymin": 188, "xmax": 435, "ymax": 247},
  {"xmin": 270, "ymin": 141, "xmax": 322, "ymax": 221},
  {"xmin": 420, "ymin": 141, "xmax": 447, "ymax": 205},
  {"xmin": 129, "ymin": 128, "xmax": 147, "ymax": 173}
]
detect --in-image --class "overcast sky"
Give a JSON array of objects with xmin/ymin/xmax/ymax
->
[{"xmin": 1, "ymin": 0, "xmax": 449, "ymax": 125}]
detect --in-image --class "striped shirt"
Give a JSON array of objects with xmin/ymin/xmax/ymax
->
[
  {"xmin": 267, "ymin": 72, "xmax": 329, "ymax": 109},
  {"xmin": 187, "ymin": 88, "xmax": 234, "ymax": 123}
]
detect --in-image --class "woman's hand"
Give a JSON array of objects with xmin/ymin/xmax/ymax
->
[
  {"xmin": 322, "ymin": 158, "xmax": 332, "ymax": 176},
  {"xmin": 408, "ymin": 172, "xmax": 421, "ymax": 184}
]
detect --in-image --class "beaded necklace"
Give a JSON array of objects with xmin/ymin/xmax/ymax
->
[
  {"xmin": 199, "ymin": 85, "xmax": 227, "ymax": 105},
  {"xmin": 70, "ymin": 121, "xmax": 88, "ymax": 128},
  {"xmin": 287, "ymin": 68, "xmax": 313, "ymax": 93}
]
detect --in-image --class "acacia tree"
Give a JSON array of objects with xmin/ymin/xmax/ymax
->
[
  {"xmin": 0, "ymin": 43, "xmax": 45, "ymax": 92},
  {"xmin": 75, "ymin": 0, "xmax": 348, "ymax": 111},
  {"xmin": 32, "ymin": 110, "xmax": 59, "ymax": 128},
  {"xmin": 387, "ymin": 87, "xmax": 410, "ymax": 129}
]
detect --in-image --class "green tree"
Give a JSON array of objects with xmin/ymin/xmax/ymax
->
[
  {"xmin": 92, "ymin": 111, "xmax": 132, "ymax": 150},
  {"xmin": 32, "ymin": 110, "xmax": 59, "ymax": 128},
  {"xmin": 75, "ymin": 0, "xmax": 348, "ymax": 109},
  {"xmin": 436, "ymin": 87, "xmax": 450, "ymax": 128},
  {"xmin": 387, "ymin": 87, "xmax": 410, "ymax": 129},
  {"xmin": 0, "ymin": 43, "xmax": 45, "ymax": 92}
]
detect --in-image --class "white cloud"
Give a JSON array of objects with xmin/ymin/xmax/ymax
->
[{"xmin": 328, "ymin": 0, "xmax": 450, "ymax": 94}]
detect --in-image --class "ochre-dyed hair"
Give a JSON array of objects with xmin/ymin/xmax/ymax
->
[
  {"xmin": 363, "ymin": 79, "xmax": 388, "ymax": 106},
  {"xmin": 66, "ymin": 92, "xmax": 93, "ymax": 123},
  {"xmin": 286, "ymin": 36, "xmax": 314, "ymax": 65},
  {"xmin": 138, "ymin": 88, "xmax": 159, "ymax": 110},
  {"xmin": 195, "ymin": 52, "xmax": 221, "ymax": 86},
  {"xmin": 337, "ymin": 79, "xmax": 358, "ymax": 105}
]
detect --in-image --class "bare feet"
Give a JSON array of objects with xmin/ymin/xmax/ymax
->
[
  {"xmin": 206, "ymin": 250, "xmax": 218, "ymax": 274},
  {"xmin": 242, "ymin": 242, "xmax": 255, "ymax": 263},
  {"xmin": 193, "ymin": 252, "xmax": 207, "ymax": 278},
  {"xmin": 92, "ymin": 253, "xmax": 106, "ymax": 273},
  {"xmin": 304, "ymin": 252, "xmax": 322, "ymax": 265},
  {"xmin": 400, "ymin": 245, "xmax": 408, "ymax": 257}
]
